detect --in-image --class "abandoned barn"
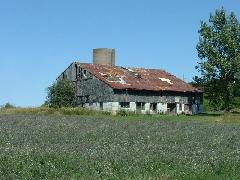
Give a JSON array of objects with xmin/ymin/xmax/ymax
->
[{"xmin": 57, "ymin": 48, "xmax": 203, "ymax": 115}]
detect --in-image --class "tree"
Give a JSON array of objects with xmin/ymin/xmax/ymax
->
[
  {"xmin": 195, "ymin": 8, "xmax": 240, "ymax": 111},
  {"xmin": 46, "ymin": 79, "xmax": 76, "ymax": 108},
  {"xmin": 3, "ymin": 102, "xmax": 15, "ymax": 109}
]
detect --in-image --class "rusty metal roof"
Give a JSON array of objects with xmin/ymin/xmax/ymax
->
[{"xmin": 78, "ymin": 63, "xmax": 202, "ymax": 93}]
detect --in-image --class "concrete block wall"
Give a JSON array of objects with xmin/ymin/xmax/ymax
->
[
  {"xmin": 88, "ymin": 102, "xmax": 100, "ymax": 111},
  {"xmin": 83, "ymin": 100, "xmax": 202, "ymax": 115},
  {"xmin": 84, "ymin": 103, "xmax": 90, "ymax": 108},
  {"xmin": 176, "ymin": 104, "xmax": 180, "ymax": 114},
  {"xmin": 176, "ymin": 103, "xmax": 185, "ymax": 115},
  {"xmin": 145, "ymin": 103, "xmax": 150, "ymax": 114},
  {"xmin": 82, "ymin": 101, "xmax": 203, "ymax": 115},
  {"xmin": 103, "ymin": 102, "xmax": 113, "ymax": 112},
  {"xmin": 129, "ymin": 102, "xmax": 136, "ymax": 112},
  {"xmin": 112, "ymin": 102, "xmax": 119, "ymax": 114},
  {"xmin": 157, "ymin": 103, "xmax": 167, "ymax": 114}
]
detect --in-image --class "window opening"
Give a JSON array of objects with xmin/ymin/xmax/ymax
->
[
  {"xmin": 120, "ymin": 102, "xmax": 130, "ymax": 108},
  {"xmin": 136, "ymin": 102, "xmax": 145, "ymax": 110},
  {"xmin": 100, "ymin": 102, "xmax": 103, "ymax": 110},
  {"xmin": 150, "ymin": 103, "xmax": 157, "ymax": 111}
]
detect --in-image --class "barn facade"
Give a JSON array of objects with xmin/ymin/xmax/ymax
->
[{"xmin": 57, "ymin": 48, "xmax": 203, "ymax": 115}]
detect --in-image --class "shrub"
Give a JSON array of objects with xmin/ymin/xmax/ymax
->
[
  {"xmin": 46, "ymin": 79, "xmax": 76, "ymax": 108},
  {"xmin": 3, "ymin": 102, "xmax": 15, "ymax": 109},
  {"xmin": 117, "ymin": 110, "xmax": 136, "ymax": 116},
  {"xmin": 230, "ymin": 108, "xmax": 240, "ymax": 114},
  {"xmin": 233, "ymin": 97, "xmax": 240, "ymax": 109}
]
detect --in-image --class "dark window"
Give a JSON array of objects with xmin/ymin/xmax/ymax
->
[
  {"xmin": 78, "ymin": 67, "xmax": 81, "ymax": 77},
  {"xmin": 136, "ymin": 102, "xmax": 145, "ymax": 110},
  {"xmin": 184, "ymin": 104, "xmax": 190, "ymax": 112},
  {"xmin": 75, "ymin": 64, "xmax": 78, "ymax": 80},
  {"xmin": 100, "ymin": 102, "xmax": 103, "ymax": 110},
  {"xmin": 83, "ymin": 69, "xmax": 87, "ymax": 75},
  {"xmin": 167, "ymin": 103, "xmax": 176, "ymax": 115},
  {"xmin": 80, "ymin": 68, "xmax": 83, "ymax": 79},
  {"xmin": 200, "ymin": 95, "xmax": 203, "ymax": 104},
  {"xmin": 120, "ymin": 102, "xmax": 130, "ymax": 108},
  {"xmin": 150, "ymin": 103, "xmax": 157, "ymax": 111},
  {"xmin": 179, "ymin": 104, "xmax": 182, "ymax": 111},
  {"xmin": 86, "ymin": 95, "xmax": 90, "ymax": 103}
]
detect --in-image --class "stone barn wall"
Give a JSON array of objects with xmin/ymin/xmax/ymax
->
[{"xmin": 57, "ymin": 62, "xmax": 203, "ymax": 115}]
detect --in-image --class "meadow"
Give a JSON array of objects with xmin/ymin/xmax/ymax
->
[{"xmin": 0, "ymin": 108, "xmax": 240, "ymax": 179}]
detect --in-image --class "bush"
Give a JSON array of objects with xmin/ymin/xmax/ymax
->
[
  {"xmin": 46, "ymin": 80, "xmax": 76, "ymax": 108},
  {"xmin": 3, "ymin": 102, "xmax": 15, "ymax": 109},
  {"xmin": 233, "ymin": 97, "xmax": 240, "ymax": 109},
  {"xmin": 230, "ymin": 108, "xmax": 240, "ymax": 114},
  {"xmin": 117, "ymin": 110, "xmax": 136, "ymax": 116}
]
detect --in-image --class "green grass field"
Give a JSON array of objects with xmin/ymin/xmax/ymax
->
[{"xmin": 0, "ymin": 109, "xmax": 239, "ymax": 179}]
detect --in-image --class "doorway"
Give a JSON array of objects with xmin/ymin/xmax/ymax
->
[{"xmin": 167, "ymin": 103, "xmax": 176, "ymax": 115}]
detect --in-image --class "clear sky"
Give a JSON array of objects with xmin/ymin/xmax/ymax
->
[{"xmin": 0, "ymin": 0, "xmax": 239, "ymax": 107}]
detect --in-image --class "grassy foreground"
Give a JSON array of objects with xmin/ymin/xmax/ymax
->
[{"xmin": 0, "ymin": 109, "xmax": 239, "ymax": 179}]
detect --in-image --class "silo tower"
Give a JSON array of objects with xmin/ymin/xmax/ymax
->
[{"xmin": 93, "ymin": 48, "xmax": 115, "ymax": 66}]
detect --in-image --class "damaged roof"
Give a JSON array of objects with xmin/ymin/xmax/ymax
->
[{"xmin": 78, "ymin": 63, "xmax": 202, "ymax": 93}]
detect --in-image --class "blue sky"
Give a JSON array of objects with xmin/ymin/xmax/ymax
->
[{"xmin": 0, "ymin": 0, "xmax": 239, "ymax": 107}]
